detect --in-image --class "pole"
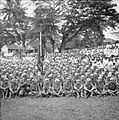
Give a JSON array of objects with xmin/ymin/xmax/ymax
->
[
  {"xmin": 40, "ymin": 31, "xmax": 42, "ymax": 56},
  {"xmin": 37, "ymin": 31, "xmax": 43, "ymax": 74}
]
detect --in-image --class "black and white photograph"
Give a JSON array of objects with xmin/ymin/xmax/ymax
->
[{"xmin": 0, "ymin": 0, "xmax": 119, "ymax": 120}]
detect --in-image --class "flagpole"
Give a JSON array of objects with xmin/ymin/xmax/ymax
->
[
  {"xmin": 37, "ymin": 30, "xmax": 43, "ymax": 74},
  {"xmin": 40, "ymin": 31, "xmax": 42, "ymax": 56}
]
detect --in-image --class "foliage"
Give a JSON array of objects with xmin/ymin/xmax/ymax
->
[
  {"xmin": 58, "ymin": 0, "xmax": 119, "ymax": 51},
  {"xmin": 0, "ymin": 0, "xmax": 30, "ymax": 48},
  {"xmin": 30, "ymin": 1, "xmax": 60, "ymax": 52},
  {"xmin": 0, "ymin": 0, "xmax": 119, "ymax": 52}
]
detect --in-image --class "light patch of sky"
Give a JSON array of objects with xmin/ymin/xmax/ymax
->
[
  {"xmin": 0, "ymin": 0, "xmax": 6, "ymax": 9},
  {"xmin": 20, "ymin": 0, "xmax": 36, "ymax": 17},
  {"xmin": 0, "ymin": 0, "xmax": 36, "ymax": 17}
]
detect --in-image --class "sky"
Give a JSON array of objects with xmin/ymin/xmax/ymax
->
[{"xmin": 0, "ymin": 0, "xmax": 119, "ymax": 40}]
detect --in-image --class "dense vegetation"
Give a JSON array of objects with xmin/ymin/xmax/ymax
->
[{"xmin": 0, "ymin": 0, "xmax": 119, "ymax": 52}]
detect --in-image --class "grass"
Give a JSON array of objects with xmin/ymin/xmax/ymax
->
[{"xmin": 1, "ymin": 96, "xmax": 119, "ymax": 120}]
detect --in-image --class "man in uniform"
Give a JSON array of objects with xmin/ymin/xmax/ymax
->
[
  {"xmin": 42, "ymin": 78, "xmax": 52, "ymax": 97},
  {"xmin": 62, "ymin": 76, "xmax": 74, "ymax": 97},
  {"xmin": 1, "ymin": 73, "xmax": 11, "ymax": 99},
  {"xmin": 18, "ymin": 73, "xmax": 30, "ymax": 96},
  {"xmin": 36, "ymin": 72, "xmax": 44, "ymax": 96},
  {"xmin": 83, "ymin": 77, "xmax": 96, "ymax": 98},
  {"xmin": 9, "ymin": 78, "xmax": 20, "ymax": 98},
  {"xmin": 105, "ymin": 76, "xmax": 118, "ymax": 96},
  {"xmin": 74, "ymin": 79, "xmax": 83, "ymax": 97},
  {"xmin": 94, "ymin": 75, "xmax": 106, "ymax": 97},
  {"xmin": 30, "ymin": 78, "xmax": 39, "ymax": 96},
  {"xmin": 52, "ymin": 78, "xmax": 62, "ymax": 97}
]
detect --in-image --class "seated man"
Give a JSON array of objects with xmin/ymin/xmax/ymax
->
[
  {"xmin": 93, "ymin": 76, "xmax": 106, "ymax": 97},
  {"xmin": 74, "ymin": 79, "xmax": 83, "ymax": 97},
  {"xmin": 9, "ymin": 79, "xmax": 20, "ymax": 98},
  {"xmin": 62, "ymin": 77, "xmax": 74, "ymax": 97},
  {"xmin": 105, "ymin": 76, "xmax": 119, "ymax": 96},
  {"xmin": 51, "ymin": 78, "xmax": 63, "ymax": 97},
  {"xmin": 42, "ymin": 78, "xmax": 52, "ymax": 97},
  {"xmin": 83, "ymin": 77, "xmax": 96, "ymax": 98},
  {"xmin": 1, "ymin": 75, "xmax": 11, "ymax": 99}
]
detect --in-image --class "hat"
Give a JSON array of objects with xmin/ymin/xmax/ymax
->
[
  {"xmin": 66, "ymin": 75, "xmax": 72, "ymax": 80},
  {"xmin": 48, "ymin": 73, "xmax": 53, "ymax": 78},
  {"xmin": 115, "ymin": 71, "xmax": 119, "ymax": 74},
  {"xmin": 108, "ymin": 72, "xmax": 112, "ymax": 77},
  {"xmin": 90, "ymin": 74, "xmax": 93, "ymax": 76},
  {"xmin": 75, "ymin": 73, "xmax": 79, "ymax": 76},
  {"xmin": 24, "ymin": 69, "xmax": 27, "ymax": 72},
  {"xmin": 98, "ymin": 76, "xmax": 102, "ymax": 79},
  {"xmin": 94, "ymin": 72, "xmax": 97, "ymax": 75},
  {"xmin": 76, "ymin": 79, "xmax": 80, "ymax": 82},
  {"xmin": 55, "ymin": 78, "xmax": 60, "ymax": 82},
  {"xmin": 44, "ymin": 78, "xmax": 49, "ymax": 81},
  {"xmin": 81, "ymin": 75, "xmax": 85, "ymax": 78},
  {"xmin": 87, "ymin": 78, "xmax": 91, "ymax": 81},
  {"xmin": 110, "ymin": 76, "xmax": 116, "ymax": 80},
  {"xmin": 101, "ymin": 72, "xmax": 105, "ymax": 76}
]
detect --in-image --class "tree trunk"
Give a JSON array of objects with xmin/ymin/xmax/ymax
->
[
  {"xmin": 22, "ymin": 33, "xmax": 26, "ymax": 56},
  {"xmin": 52, "ymin": 43, "xmax": 55, "ymax": 52},
  {"xmin": 59, "ymin": 40, "xmax": 66, "ymax": 53},
  {"xmin": 59, "ymin": 26, "xmax": 85, "ymax": 52}
]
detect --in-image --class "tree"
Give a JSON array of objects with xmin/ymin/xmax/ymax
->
[
  {"xmin": 18, "ymin": 0, "xmax": 119, "ymax": 53},
  {"xmin": 0, "ymin": 20, "xmax": 7, "ymax": 49},
  {"xmin": 30, "ymin": 1, "xmax": 60, "ymax": 52},
  {"xmin": 29, "ymin": 1, "xmax": 60, "ymax": 73},
  {"xmin": 0, "ymin": 18, "xmax": 17, "ymax": 50},
  {"xmin": 58, "ymin": 0, "xmax": 119, "ymax": 52},
  {"xmin": 0, "ymin": 0, "xmax": 30, "ymax": 57}
]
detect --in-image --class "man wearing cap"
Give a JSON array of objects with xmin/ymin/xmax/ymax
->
[
  {"xmin": 62, "ymin": 77, "xmax": 73, "ymax": 97},
  {"xmin": 74, "ymin": 79, "xmax": 83, "ymax": 97},
  {"xmin": 36, "ymin": 72, "xmax": 44, "ymax": 96},
  {"xmin": 29, "ymin": 76, "xmax": 39, "ymax": 96},
  {"xmin": 1, "ymin": 76, "xmax": 11, "ymax": 99},
  {"xmin": 83, "ymin": 77, "xmax": 96, "ymax": 98},
  {"xmin": 51, "ymin": 78, "xmax": 62, "ymax": 97},
  {"xmin": 42, "ymin": 78, "xmax": 52, "ymax": 97},
  {"xmin": 94, "ymin": 75, "xmax": 106, "ymax": 97},
  {"xmin": 9, "ymin": 78, "xmax": 20, "ymax": 98},
  {"xmin": 18, "ymin": 73, "xmax": 30, "ymax": 96},
  {"xmin": 105, "ymin": 76, "xmax": 118, "ymax": 96}
]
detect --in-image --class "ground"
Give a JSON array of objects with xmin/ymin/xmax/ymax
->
[{"xmin": 1, "ymin": 96, "xmax": 119, "ymax": 120}]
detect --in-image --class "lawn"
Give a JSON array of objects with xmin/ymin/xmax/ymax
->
[{"xmin": 1, "ymin": 96, "xmax": 119, "ymax": 120}]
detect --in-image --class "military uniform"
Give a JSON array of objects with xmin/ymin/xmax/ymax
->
[
  {"xmin": 116, "ymin": 72, "xmax": 119, "ymax": 85},
  {"xmin": 62, "ymin": 79, "xmax": 73, "ymax": 97},
  {"xmin": 9, "ymin": 79, "xmax": 20, "ymax": 98},
  {"xmin": 36, "ymin": 73, "xmax": 44, "ymax": 96},
  {"xmin": 52, "ymin": 78, "xmax": 62, "ymax": 97},
  {"xmin": 105, "ymin": 77, "xmax": 118, "ymax": 96},
  {"xmin": 74, "ymin": 79, "xmax": 83, "ymax": 97},
  {"xmin": 0, "ymin": 78, "xmax": 4, "ymax": 99},
  {"xmin": 94, "ymin": 76, "xmax": 106, "ymax": 97},
  {"xmin": 1, "ymin": 76, "xmax": 10, "ymax": 99},
  {"xmin": 42, "ymin": 78, "xmax": 51, "ymax": 97},
  {"xmin": 83, "ymin": 78, "xmax": 96, "ymax": 98},
  {"xmin": 18, "ymin": 73, "xmax": 29, "ymax": 96},
  {"xmin": 30, "ymin": 80, "xmax": 39, "ymax": 95}
]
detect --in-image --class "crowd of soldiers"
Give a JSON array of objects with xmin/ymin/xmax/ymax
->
[{"xmin": 0, "ymin": 45, "xmax": 119, "ymax": 99}]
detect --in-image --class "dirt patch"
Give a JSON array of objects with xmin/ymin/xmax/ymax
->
[{"xmin": 1, "ymin": 96, "xmax": 119, "ymax": 120}]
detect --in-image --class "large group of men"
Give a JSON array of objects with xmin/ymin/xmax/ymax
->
[{"xmin": 0, "ymin": 44, "xmax": 119, "ymax": 99}]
